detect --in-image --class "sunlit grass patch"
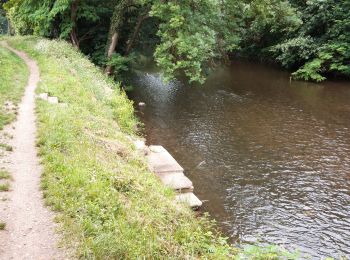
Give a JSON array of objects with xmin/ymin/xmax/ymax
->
[
  {"xmin": 0, "ymin": 183, "xmax": 9, "ymax": 192},
  {"xmin": 0, "ymin": 45, "xmax": 28, "ymax": 129},
  {"xmin": 0, "ymin": 170, "xmax": 10, "ymax": 179}
]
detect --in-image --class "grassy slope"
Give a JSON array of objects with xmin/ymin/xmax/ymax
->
[
  {"xmin": 0, "ymin": 44, "xmax": 28, "ymax": 129},
  {"xmin": 5, "ymin": 36, "xmax": 233, "ymax": 259}
]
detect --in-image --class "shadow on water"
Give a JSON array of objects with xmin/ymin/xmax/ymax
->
[{"xmin": 128, "ymin": 61, "xmax": 350, "ymax": 259}]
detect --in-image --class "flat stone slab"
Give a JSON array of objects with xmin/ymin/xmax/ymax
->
[
  {"xmin": 133, "ymin": 139, "xmax": 146, "ymax": 150},
  {"xmin": 175, "ymin": 193, "xmax": 202, "ymax": 208},
  {"xmin": 149, "ymin": 145, "xmax": 166, "ymax": 153},
  {"xmin": 156, "ymin": 171, "xmax": 193, "ymax": 191},
  {"xmin": 147, "ymin": 145, "xmax": 184, "ymax": 173}
]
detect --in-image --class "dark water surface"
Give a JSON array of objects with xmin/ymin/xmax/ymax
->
[{"xmin": 129, "ymin": 61, "xmax": 350, "ymax": 259}]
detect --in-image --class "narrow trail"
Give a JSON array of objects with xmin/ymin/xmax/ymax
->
[{"xmin": 0, "ymin": 42, "xmax": 64, "ymax": 259}]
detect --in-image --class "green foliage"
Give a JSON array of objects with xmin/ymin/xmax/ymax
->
[
  {"xmin": 4, "ymin": 0, "xmax": 47, "ymax": 35},
  {"xmin": 0, "ymin": 6, "xmax": 7, "ymax": 34},
  {"xmin": 3, "ymin": 0, "xmax": 350, "ymax": 82},
  {"xmin": 3, "ymin": 0, "xmax": 236, "ymax": 84},
  {"xmin": 269, "ymin": 0, "xmax": 350, "ymax": 81},
  {"xmin": 217, "ymin": 0, "xmax": 243, "ymax": 53},
  {"xmin": 106, "ymin": 53, "xmax": 132, "ymax": 75},
  {"xmin": 270, "ymin": 36, "xmax": 316, "ymax": 69},
  {"xmin": 237, "ymin": 0, "xmax": 302, "ymax": 55},
  {"xmin": 151, "ymin": 1, "xmax": 220, "ymax": 83},
  {"xmin": 292, "ymin": 58, "xmax": 326, "ymax": 82},
  {"xmin": 292, "ymin": 43, "xmax": 350, "ymax": 81},
  {"xmin": 221, "ymin": 0, "xmax": 350, "ymax": 81},
  {"xmin": 4, "ymin": 0, "xmax": 101, "ymax": 38}
]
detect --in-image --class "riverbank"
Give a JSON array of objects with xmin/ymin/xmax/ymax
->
[
  {"xmin": 0, "ymin": 36, "xmax": 300, "ymax": 259},
  {"xmin": 1, "ymin": 36, "xmax": 235, "ymax": 258}
]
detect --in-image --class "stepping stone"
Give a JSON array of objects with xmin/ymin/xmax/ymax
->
[
  {"xmin": 156, "ymin": 171, "xmax": 193, "ymax": 192},
  {"xmin": 147, "ymin": 145, "xmax": 183, "ymax": 173},
  {"xmin": 47, "ymin": 96, "xmax": 58, "ymax": 104},
  {"xmin": 175, "ymin": 193, "xmax": 202, "ymax": 209}
]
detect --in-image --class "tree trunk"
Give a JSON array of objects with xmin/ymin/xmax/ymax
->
[
  {"xmin": 125, "ymin": 13, "xmax": 149, "ymax": 55},
  {"xmin": 105, "ymin": 32, "xmax": 119, "ymax": 75},
  {"xmin": 104, "ymin": 0, "xmax": 130, "ymax": 75},
  {"xmin": 70, "ymin": 0, "xmax": 80, "ymax": 49},
  {"xmin": 70, "ymin": 31, "xmax": 79, "ymax": 49},
  {"xmin": 7, "ymin": 19, "xmax": 10, "ymax": 35}
]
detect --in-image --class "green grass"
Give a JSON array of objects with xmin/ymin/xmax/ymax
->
[
  {"xmin": 0, "ymin": 182, "xmax": 9, "ymax": 192},
  {"xmin": 0, "ymin": 170, "xmax": 11, "ymax": 179},
  {"xmin": 0, "ymin": 143, "xmax": 12, "ymax": 151},
  {"xmin": 0, "ymin": 221, "xmax": 5, "ymax": 230},
  {"xmin": 5, "ymin": 36, "xmax": 235, "ymax": 259},
  {"xmin": 236, "ymin": 245, "xmax": 299, "ymax": 260},
  {"xmin": 0, "ymin": 43, "xmax": 28, "ymax": 129}
]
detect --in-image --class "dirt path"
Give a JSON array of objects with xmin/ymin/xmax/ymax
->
[{"xmin": 0, "ymin": 42, "xmax": 64, "ymax": 259}]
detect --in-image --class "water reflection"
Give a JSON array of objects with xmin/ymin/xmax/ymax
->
[{"xmin": 129, "ymin": 61, "xmax": 350, "ymax": 259}]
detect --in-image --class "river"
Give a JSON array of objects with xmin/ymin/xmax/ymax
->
[{"xmin": 128, "ymin": 61, "xmax": 350, "ymax": 259}]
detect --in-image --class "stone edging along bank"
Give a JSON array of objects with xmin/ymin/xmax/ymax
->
[{"xmin": 134, "ymin": 140, "xmax": 203, "ymax": 209}]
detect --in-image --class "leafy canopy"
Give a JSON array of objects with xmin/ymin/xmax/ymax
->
[{"xmin": 3, "ymin": 0, "xmax": 350, "ymax": 82}]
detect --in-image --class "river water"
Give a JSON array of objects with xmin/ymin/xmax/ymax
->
[{"xmin": 129, "ymin": 61, "xmax": 350, "ymax": 259}]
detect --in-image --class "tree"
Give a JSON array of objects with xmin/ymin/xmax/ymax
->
[
  {"xmin": 0, "ymin": 1, "xmax": 8, "ymax": 34},
  {"xmin": 270, "ymin": 0, "xmax": 350, "ymax": 81},
  {"xmin": 150, "ymin": 0, "xmax": 222, "ymax": 83},
  {"xmin": 230, "ymin": 0, "xmax": 301, "ymax": 57},
  {"xmin": 4, "ymin": 0, "xmax": 100, "ymax": 45},
  {"xmin": 3, "ymin": 0, "xmax": 230, "ymax": 83},
  {"xmin": 5, "ymin": 0, "xmax": 348, "ymax": 83}
]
